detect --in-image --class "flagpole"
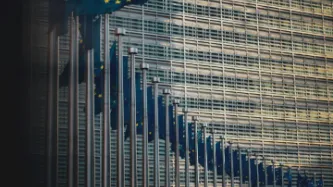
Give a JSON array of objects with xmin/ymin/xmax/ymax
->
[
  {"xmin": 128, "ymin": 47, "xmax": 138, "ymax": 187},
  {"xmin": 163, "ymin": 89, "xmax": 171, "ymax": 187},
  {"xmin": 68, "ymin": 12, "xmax": 79, "ymax": 187},
  {"xmin": 203, "ymin": 123, "xmax": 208, "ymax": 187},
  {"xmin": 230, "ymin": 142, "xmax": 234, "ymax": 187},
  {"xmin": 193, "ymin": 116, "xmax": 199, "ymax": 187},
  {"xmin": 255, "ymin": 154, "xmax": 259, "ymax": 187},
  {"xmin": 213, "ymin": 130, "xmax": 217, "ymax": 187},
  {"xmin": 272, "ymin": 160, "xmax": 276, "ymax": 187},
  {"xmin": 221, "ymin": 136, "xmax": 226, "ymax": 187},
  {"xmin": 247, "ymin": 150, "xmax": 252, "ymax": 187},
  {"xmin": 141, "ymin": 63, "xmax": 150, "ymax": 187},
  {"xmin": 47, "ymin": 26, "xmax": 59, "ymax": 187},
  {"xmin": 85, "ymin": 48, "xmax": 95, "ymax": 187},
  {"xmin": 153, "ymin": 77, "xmax": 161, "ymax": 187},
  {"xmin": 102, "ymin": 14, "xmax": 111, "ymax": 187},
  {"xmin": 238, "ymin": 145, "xmax": 242, "ymax": 187},
  {"xmin": 173, "ymin": 99, "xmax": 180, "ymax": 187},
  {"xmin": 183, "ymin": 108, "xmax": 189, "ymax": 187}
]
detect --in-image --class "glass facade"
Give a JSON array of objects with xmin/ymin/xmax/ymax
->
[{"xmin": 29, "ymin": 0, "xmax": 333, "ymax": 186}]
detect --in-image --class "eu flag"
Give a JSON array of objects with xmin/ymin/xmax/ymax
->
[
  {"xmin": 275, "ymin": 167, "xmax": 283, "ymax": 185},
  {"xmin": 49, "ymin": 0, "xmax": 149, "ymax": 36},
  {"xmin": 317, "ymin": 177, "xmax": 323, "ymax": 187},
  {"xmin": 198, "ymin": 130, "xmax": 205, "ymax": 167},
  {"xmin": 215, "ymin": 142, "xmax": 223, "ymax": 175},
  {"xmin": 250, "ymin": 158, "xmax": 257, "ymax": 186},
  {"xmin": 178, "ymin": 115, "xmax": 186, "ymax": 159},
  {"xmin": 233, "ymin": 150, "xmax": 240, "ymax": 177},
  {"xmin": 158, "ymin": 96, "xmax": 166, "ymax": 140},
  {"xmin": 206, "ymin": 136, "xmax": 214, "ymax": 171},
  {"xmin": 258, "ymin": 162, "xmax": 265, "ymax": 185},
  {"xmin": 147, "ymin": 87, "xmax": 154, "ymax": 142},
  {"xmin": 188, "ymin": 123, "xmax": 196, "ymax": 166},
  {"xmin": 241, "ymin": 154, "xmax": 249, "ymax": 183},
  {"xmin": 266, "ymin": 165, "xmax": 274, "ymax": 185},
  {"xmin": 169, "ymin": 105, "xmax": 176, "ymax": 153},
  {"xmin": 224, "ymin": 146, "xmax": 231, "ymax": 176},
  {"xmin": 136, "ymin": 72, "xmax": 143, "ymax": 134}
]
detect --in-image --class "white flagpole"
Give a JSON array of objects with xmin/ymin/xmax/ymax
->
[
  {"xmin": 173, "ymin": 99, "xmax": 180, "ymax": 187},
  {"xmin": 141, "ymin": 63, "xmax": 149, "ymax": 187},
  {"xmin": 153, "ymin": 77, "xmax": 161, "ymax": 187},
  {"xmin": 163, "ymin": 89, "xmax": 171, "ymax": 187}
]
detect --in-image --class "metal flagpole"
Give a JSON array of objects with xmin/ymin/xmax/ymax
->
[
  {"xmin": 203, "ymin": 123, "xmax": 208, "ymax": 187},
  {"xmin": 68, "ymin": 12, "xmax": 79, "ymax": 187},
  {"xmin": 85, "ymin": 48, "xmax": 95, "ymax": 187},
  {"xmin": 221, "ymin": 136, "xmax": 226, "ymax": 187},
  {"xmin": 47, "ymin": 26, "xmax": 59, "ymax": 187},
  {"xmin": 193, "ymin": 116, "xmax": 199, "ymax": 187},
  {"xmin": 153, "ymin": 77, "xmax": 161, "ymax": 187},
  {"xmin": 280, "ymin": 163, "xmax": 284, "ymax": 187},
  {"xmin": 255, "ymin": 155, "xmax": 259, "ymax": 187},
  {"xmin": 163, "ymin": 89, "xmax": 171, "ymax": 187},
  {"xmin": 129, "ymin": 47, "xmax": 138, "ymax": 187},
  {"xmin": 247, "ymin": 150, "xmax": 252, "ymax": 187},
  {"xmin": 230, "ymin": 142, "xmax": 234, "ymax": 187},
  {"xmin": 141, "ymin": 63, "xmax": 149, "ymax": 187},
  {"xmin": 115, "ymin": 27, "xmax": 126, "ymax": 187},
  {"xmin": 102, "ymin": 14, "xmax": 111, "ymax": 187},
  {"xmin": 173, "ymin": 99, "xmax": 180, "ymax": 187},
  {"xmin": 213, "ymin": 130, "xmax": 217, "ymax": 187},
  {"xmin": 238, "ymin": 145, "xmax": 242, "ymax": 187},
  {"xmin": 183, "ymin": 108, "xmax": 189, "ymax": 187},
  {"xmin": 272, "ymin": 160, "xmax": 276, "ymax": 187}
]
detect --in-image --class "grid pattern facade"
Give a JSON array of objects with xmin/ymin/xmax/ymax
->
[
  {"xmin": 105, "ymin": 0, "xmax": 333, "ymax": 186},
  {"xmin": 28, "ymin": 0, "xmax": 333, "ymax": 187}
]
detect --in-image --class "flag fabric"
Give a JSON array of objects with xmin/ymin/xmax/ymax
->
[
  {"xmin": 224, "ymin": 146, "xmax": 231, "ymax": 176},
  {"xmin": 233, "ymin": 150, "xmax": 240, "ymax": 177},
  {"xmin": 136, "ymin": 72, "xmax": 143, "ymax": 134},
  {"xmin": 206, "ymin": 136, "xmax": 214, "ymax": 171},
  {"xmin": 169, "ymin": 105, "xmax": 176, "ymax": 153},
  {"xmin": 216, "ymin": 142, "xmax": 223, "ymax": 175},
  {"xmin": 178, "ymin": 115, "xmax": 186, "ymax": 159},
  {"xmin": 188, "ymin": 123, "xmax": 196, "ymax": 166},
  {"xmin": 49, "ymin": 0, "xmax": 149, "ymax": 36},
  {"xmin": 198, "ymin": 130, "xmax": 205, "ymax": 167},
  {"xmin": 266, "ymin": 165, "xmax": 274, "ymax": 185},
  {"xmin": 250, "ymin": 158, "xmax": 257, "ymax": 186},
  {"xmin": 258, "ymin": 162, "xmax": 265, "ymax": 185},
  {"xmin": 147, "ymin": 86, "xmax": 154, "ymax": 142},
  {"xmin": 158, "ymin": 96, "xmax": 165, "ymax": 139},
  {"xmin": 308, "ymin": 177, "xmax": 315, "ymax": 187},
  {"xmin": 241, "ymin": 154, "xmax": 248, "ymax": 183}
]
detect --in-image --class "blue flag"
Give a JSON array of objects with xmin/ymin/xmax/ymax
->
[
  {"xmin": 136, "ymin": 72, "xmax": 143, "ymax": 134},
  {"xmin": 206, "ymin": 136, "xmax": 214, "ymax": 171},
  {"xmin": 266, "ymin": 165, "xmax": 274, "ymax": 185},
  {"xmin": 188, "ymin": 123, "xmax": 196, "ymax": 166},
  {"xmin": 49, "ymin": 0, "xmax": 149, "ymax": 36},
  {"xmin": 178, "ymin": 115, "xmax": 186, "ymax": 159},
  {"xmin": 169, "ymin": 105, "xmax": 176, "ymax": 153},
  {"xmin": 275, "ymin": 167, "xmax": 283, "ymax": 185},
  {"xmin": 147, "ymin": 87, "xmax": 154, "ymax": 142},
  {"xmin": 241, "ymin": 154, "xmax": 249, "ymax": 183},
  {"xmin": 250, "ymin": 158, "xmax": 257, "ymax": 186},
  {"xmin": 258, "ymin": 162, "xmax": 265, "ymax": 185},
  {"xmin": 224, "ymin": 146, "xmax": 231, "ymax": 176},
  {"xmin": 198, "ymin": 130, "xmax": 205, "ymax": 167},
  {"xmin": 233, "ymin": 150, "xmax": 240, "ymax": 177},
  {"xmin": 215, "ymin": 142, "xmax": 223, "ymax": 175},
  {"xmin": 158, "ymin": 96, "xmax": 166, "ymax": 140}
]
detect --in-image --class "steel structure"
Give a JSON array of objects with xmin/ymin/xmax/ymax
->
[{"xmin": 28, "ymin": 0, "xmax": 333, "ymax": 187}]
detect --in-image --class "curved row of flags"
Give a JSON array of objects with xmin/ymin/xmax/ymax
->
[{"xmin": 58, "ymin": 20, "xmax": 325, "ymax": 186}]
